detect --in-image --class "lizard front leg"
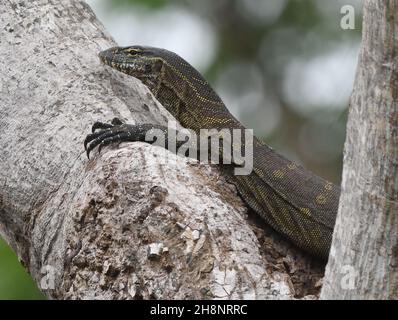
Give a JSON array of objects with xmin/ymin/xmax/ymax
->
[
  {"xmin": 84, "ymin": 119, "xmax": 246, "ymax": 167},
  {"xmin": 84, "ymin": 118, "xmax": 170, "ymax": 159},
  {"xmin": 84, "ymin": 118, "xmax": 199, "ymax": 159}
]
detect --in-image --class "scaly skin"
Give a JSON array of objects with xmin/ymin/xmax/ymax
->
[{"xmin": 85, "ymin": 46, "xmax": 340, "ymax": 260}]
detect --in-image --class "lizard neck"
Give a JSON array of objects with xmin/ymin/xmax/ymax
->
[{"xmin": 153, "ymin": 65, "xmax": 244, "ymax": 133}]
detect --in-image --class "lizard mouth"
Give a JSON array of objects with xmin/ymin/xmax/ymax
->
[
  {"xmin": 98, "ymin": 47, "xmax": 145, "ymax": 75},
  {"xmin": 98, "ymin": 47, "xmax": 120, "ymax": 67}
]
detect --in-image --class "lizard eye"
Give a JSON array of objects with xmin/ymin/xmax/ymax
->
[{"xmin": 125, "ymin": 48, "xmax": 141, "ymax": 56}]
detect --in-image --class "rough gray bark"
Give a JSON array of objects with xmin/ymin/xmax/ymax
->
[
  {"xmin": 321, "ymin": 0, "xmax": 398, "ymax": 299},
  {"xmin": 0, "ymin": 0, "xmax": 323, "ymax": 299}
]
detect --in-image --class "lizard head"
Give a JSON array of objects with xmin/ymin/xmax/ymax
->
[
  {"xmin": 99, "ymin": 46, "xmax": 226, "ymax": 123},
  {"xmin": 99, "ymin": 46, "xmax": 164, "ymax": 91}
]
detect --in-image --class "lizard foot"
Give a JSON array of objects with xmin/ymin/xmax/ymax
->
[{"xmin": 84, "ymin": 118, "xmax": 159, "ymax": 159}]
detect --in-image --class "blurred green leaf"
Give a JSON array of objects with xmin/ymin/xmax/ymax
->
[{"xmin": 0, "ymin": 237, "xmax": 45, "ymax": 300}]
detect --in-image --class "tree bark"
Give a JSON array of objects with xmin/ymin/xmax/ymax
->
[
  {"xmin": 321, "ymin": 0, "xmax": 398, "ymax": 299},
  {"xmin": 0, "ymin": 0, "xmax": 322, "ymax": 299}
]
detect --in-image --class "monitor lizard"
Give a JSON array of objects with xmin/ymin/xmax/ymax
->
[{"xmin": 84, "ymin": 46, "xmax": 340, "ymax": 261}]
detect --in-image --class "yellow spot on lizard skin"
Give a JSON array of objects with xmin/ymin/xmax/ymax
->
[
  {"xmin": 316, "ymin": 194, "xmax": 327, "ymax": 205},
  {"xmin": 287, "ymin": 163, "xmax": 298, "ymax": 170},
  {"xmin": 300, "ymin": 207, "xmax": 311, "ymax": 217},
  {"xmin": 273, "ymin": 169, "xmax": 285, "ymax": 178},
  {"xmin": 325, "ymin": 182, "xmax": 333, "ymax": 191}
]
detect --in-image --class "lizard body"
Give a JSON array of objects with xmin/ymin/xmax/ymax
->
[{"xmin": 85, "ymin": 46, "xmax": 340, "ymax": 260}]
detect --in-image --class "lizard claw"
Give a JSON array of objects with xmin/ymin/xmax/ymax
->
[
  {"xmin": 84, "ymin": 119, "xmax": 137, "ymax": 158},
  {"xmin": 111, "ymin": 117, "xmax": 124, "ymax": 126},
  {"xmin": 91, "ymin": 121, "xmax": 113, "ymax": 133}
]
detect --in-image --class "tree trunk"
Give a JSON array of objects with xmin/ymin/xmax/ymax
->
[
  {"xmin": 0, "ymin": 0, "xmax": 322, "ymax": 299},
  {"xmin": 321, "ymin": 0, "xmax": 398, "ymax": 299}
]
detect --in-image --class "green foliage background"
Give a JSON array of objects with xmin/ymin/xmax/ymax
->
[
  {"xmin": 0, "ymin": 0, "xmax": 362, "ymax": 299},
  {"xmin": 0, "ymin": 238, "xmax": 44, "ymax": 299}
]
